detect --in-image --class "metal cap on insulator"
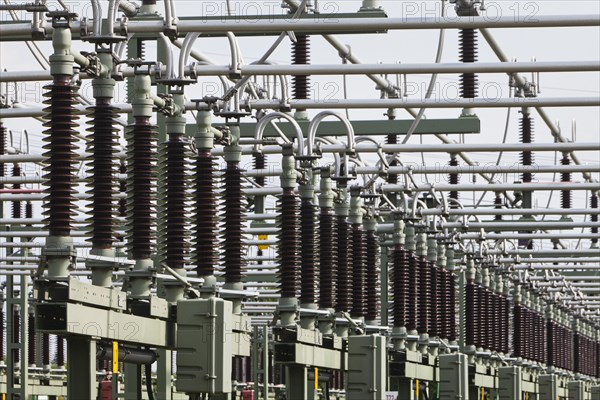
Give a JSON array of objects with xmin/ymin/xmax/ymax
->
[
  {"xmin": 437, "ymin": 242, "xmax": 446, "ymax": 267},
  {"xmin": 49, "ymin": 16, "xmax": 75, "ymax": 77},
  {"xmin": 404, "ymin": 223, "xmax": 416, "ymax": 251},
  {"xmin": 392, "ymin": 212, "xmax": 405, "ymax": 246},
  {"xmin": 318, "ymin": 167, "xmax": 334, "ymax": 209},
  {"xmin": 194, "ymin": 110, "xmax": 214, "ymax": 149},
  {"xmin": 298, "ymin": 179, "xmax": 314, "ymax": 200},
  {"xmin": 466, "ymin": 256, "xmax": 476, "ymax": 281},
  {"xmin": 445, "ymin": 245, "xmax": 455, "ymax": 271},
  {"xmin": 427, "ymin": 236, "xmax": 437, "ymax": 262},
  {"xmin": 334, "ymin": 187, "xmax": 349, "ymax": 217},
  {"xmin": 415, "ymin": 227, "xmax": 427, "ymax": 257},
  {"xmin": 132, "ymin": 75, "xmax": 153, "ymax": 118},
  {"xmin": 280, "ymin": 144, "xmax": 297, "ymax": 190},
  {"xmin": 349, "ymin": 186, "xmax": 363, "ymax": 225}
]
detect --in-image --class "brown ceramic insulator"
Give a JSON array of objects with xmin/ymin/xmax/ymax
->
[
  {"xmin": 350, "ymin": 224, "xmax": 366, "ymax": 319},
  {"xmin": 513, "ymin": 304, "xmax": 523, "ymax": 358},
  {"xmin": 407, "ymin": 252, "xmax": 419, "ymax": 332},
  {"xmin": 590, "ymin": 194, "xmax": 598, "ymax": 245},
  {"xmin": 446, "ymin": 270, "xmax": 457, "ymax": 341},
  {"xmin": 221, "ymin": 160, "xmax": 247, "ymax": 283},
  {"xmin": 561, "ymin": 155, "xmax": 572, "ymax": 209},
  {"xmin": 438, "ymin": 268, "xmax": 449, "ymax": 339},
  {"xmin": 428, "ymin": 262, "xmax": 439, "ymax": 337},
  {"xmin": 42, "ymin": 333, "xmax": 50, "ymax": 366},
  {"xmin": 448, "ymin": 155, "xmax": 460, "ymax": 204},
  {"xmin": 292, "ymin": 34, "xmax": 311, "ymax": 101},
  {"xmin": 465, "ymin": 281, "xmax": 477, "ymax": 346},
  {"xmin": 547, "ymin": 321, "xmax": 555, "ymax": 366},
  {"xmin": 335, "ymin": 215, "xmax": 353, "ymax": 313},
  {"xmin": 392, "ymin": 246, "xmax": 409, "ymax": 328},
  {"xmin": 365, "ymin": 229, "xmax": 380, "ymax": 322},
  {"xmin": 0, "ymin": 121, "xmax": 5, "ymax": 189},
  {"xmin": 192, "ymin": 150, "xmax": 218, "ymax": 277},
  {"xmin": 125, "ymin": 118, "xmax": 158, "ymax": 260},
  {"xmin": 12, "ymin": 164, "xmax": 22, "ymax": 218},
  {"xmin": 0, "ymin": 311, "xmax": 3, "ymax": 360},
  {"xmin": 158, "ymin": 135, "xmax": 189, "ymax": 269},
  {"xmin": 417, "ymin": 256, "xmax": 430, "ymax": 334},
  {"xmin": 574, "ymin": 333, "xmax": 581, "ymax": 373},
  {"xmin": 28, "ymin": 313, "xmax": 36, "ymax": 365},
  {"xmin": 494, "ymin": 194, "xmax": 503, "ymax": 221},
  {"xmin": 86, "ymin": 98, "xmax": 119, "ymax": 248},
  {"xmin": 300, "ymin": 198, "xmax": 318, "ymax": 305},
  {"xmin": 25, "ymin": 201, "xmax": 33, "ymax": 219},
  {"xmin": 277, "ymin": 188, "xmax": 300, "ymax": 298},
  {"xmin": 387, "ymin": 134, "xmax": 398, "ymax": 185},
  {"xmin": 459, "ymin": 28, "xmax": 478, "ymax": 98},
  {"xmin": 520, "ymin": 113, "xmax": 534, "ymax": 183},
  {"xmin": 318, "ymin": 207, "xmax": 336, "ymax": 310},
  {"xmin": 118, "ymin": 161, "xmax": 127, "ymax": 217},
  {"xmin": 42, "ymin": 76, "xmax": 79, "ymax": 237},
  {"xmin": 253, "ymin": 152, "xmax": 266, "ymax": 187},
  {"xmin": 56, "ymin": 335, "xmax": 65, "ymax": 367}
]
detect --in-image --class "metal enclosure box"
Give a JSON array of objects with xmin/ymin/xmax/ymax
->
[
  {"xmin": 176, "ymin": 297, "xmax": 233, "ymax": 394},
  {"xmin": 346, "ymin": 335, "xmax": 386, "ymax": 400},
  {"xmin": 539, "ymin": 375, "xmax": 559, "ymax": 400},
  {"xmin": 568, "ymin": 381, "xmax": 585, "ymax": 400},
  {"xmin": 499, "ymin": 366, "xmax": 522, "ymax": 400},
  {"xmin": 439, "ymin": 353, "xmax": 469, "ymax": 399},
  {"xmin": 591, "ymin": 386, "xmax": 600, "ymax": 400}
]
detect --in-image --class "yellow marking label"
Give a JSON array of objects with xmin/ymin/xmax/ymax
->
[
  {"xmin": 112, "ymin": 341, "xmax": 119, "ymax": 373},
  {"xmin": 258, "ymin": 234, "xmax": 269, "ymax": 250},
  {"xmin": 315, "ymin": 367, "xmax": 319, "ymax": 390}
]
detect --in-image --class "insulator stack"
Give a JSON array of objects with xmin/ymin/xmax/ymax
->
[
  {"xmin": 478, "ymin": 285, "xmax": 487, "ymax": 348},
  {"xmin": 56, "ymin": 335, "xmax": 65, "ymax": 367},
  {"xmin": 86, "ymin": 98, "xmax": 119, "ymax": 248},
  {"xmin": 0, "ymin": 121, "xmax": 5, "ymax": 189},
  {"xmin": 520, "ymin": 112, "xmax": 534, "ymax": 183},
  {"xmin": 428, "ymin": 261, "xmax": 439, "ymax": 337},
  {"xmin": 11, "ymin": 164, "xmax": 22, "ymax": 218},
  {"xmin": 513, "ymin": 304, "xmax": 524, "ymax": 358},
  {"xmin": 406, "ymin": 253, "xmax": 419, "ymax": 332},
  {"xmin": 0, "ymin": 311, "xmax": 3, "ymax": 361},
  {"xmin": 392, "ymin": 246, "xmax": 409, "ymax": 328},
  {"xmin": 318, "ymin": 207, "xmax": 336, "ymax": 310},
  {"xmin": 547, "ymin": 321, "xmax": 555, "ymax": 366},
  {"xmin": 192, "ymin": 150, "xmax": 218, "ymax": 277},
  {"xmin": 277, "ymin": 188, "xmax": 301, "ymax": 298},
  {"xmin": 448, "ymin": 155, "xmax": 460, "ymax": 204},
  {"xmin": 350, "ymin": 224, "xmax": 366, "ymax": 318},
  {"xmin": 365, "ymin": 228, "xmax": 380, "ymax": 322},
  {"xmin": 300, "ymin": 198, "xmax": 317, "ymax": 304},
  {"xmin": 590, "ymin": 194, "xmax": 598, "ymax": 245},
  {"xmin": 494, "ymin": 194, "xmax": 503, "ymax": 221},
  {"xmin": 292, "ymin": 34, "xmax": 311, "ymax": 101},
  {"xmin": 13, "ymin": 309, "xmax": 20, "ymax": 363},
  {"xmin": 335, "ymin": 215, "xmax": 353, "ymax": 312},
  {"xmin": 221, "ymin": 160, "xmax": 246, "ymax": 283},
  {"xmin": 118, "ymin": 161, "xmax": 127, "ymax": 217},
  {"xmin": 42, "ymin": 76, "xmax": 79, "ymax": 237},
  {"xmin": 28, "ymin": 313, "xmax": 35, "ymax": 365},
  {"xmin": 465, "ymin": 281, "xmax": 477, "ymax": 346},
  {"xmin": 42, "ymin": 333, "xmax": 50, "ymax": 366},
  {"xmin": 459, "ymin": 28, "xmax": 479, "ymax": 98},
  {"xmin": 125, "ymin": 118, "xmax": 158, "ymax": 260},
  {"xmin": 417, "ymin": 256, "xmax": 430, "ymax": 334},
  {"xmin": 26, "ymin": 201, "xmax": 33, "ymax": 220},
  {"xmin": 253, "ymin": 152, "xmax": 266, "ymax": 187},
  {"xmin": 387, "ymin": 134, "xmax": 398, "ymax": 185},
  {"xmin": 561, "ymin": 155, "xmax": 572, "ymax": 209},
  {"xmin": 158, "ymin": 135, "xmax": 190, "ymax": 269},
  {"xmin": 492, "ymin": 291, "xmax": 501, "ymax": 351},
  {"xmin": 445, "ymin": 270, "xmax": 457, "ymax": 341}
]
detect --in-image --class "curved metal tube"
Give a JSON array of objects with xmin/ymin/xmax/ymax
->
[
  {"xmin": 254, "ymin": 112, "xmax": 305, "ymax": 157},
  {"xmin": 306, "ymin": 111, "xmax": 355, "ymax": 156},
  {"xmin": 107, "ymin": 0, "xmax": 121, "ymax": 37}
]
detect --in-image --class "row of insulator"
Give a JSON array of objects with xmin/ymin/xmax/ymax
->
[
  {"xmin": 278, "ymin": 188, "xmax": 301, "ymax": 298},
  {"xmin": 520, "ymin": 112, "xmax": 534, "ymax": 183},
  {"xmin": 459, "ymin": 28, "xmax": 479, "ymax": 98},
  {"xmin": 300, "ymin": 198, "xmax": 318, "ymax": 305},
  {"xmin": 591, "ymin": 194, "xmax": 598, "ymax": 246},
  {"xmin": 465, "ymin": 281, "xmax": 510, "ymax": 353},
  {"xmin": 513, "ymin": 305, "xmax": 547, "ymax": 363},
  {"xmin": 292, "ymin": 34, "xmax": 311, "ymax": 101},
  {"xmin": 560, "ymin": 154, "xmax": 572, "ymax": 209},
  {"xmin": 547, "ymin": 321, "xmax": 574, "ymax": 371},
  {"xmin": 448, "ymin": 155, "xmax": 460, "ymax": 204},
  {"xmin": 0, "ymin": 121, "xmax": 5, "ymax": 189},
  {"xmin": 574, "ymin": 333, "xmax": 600, "ymax": 377},
  {"xmin": 392, "ymin": 246, "xmax": 456, "ymax": 339},
  {"xmin": 335, "ymin": 215, "xmax": 352, "ymax": 312}
]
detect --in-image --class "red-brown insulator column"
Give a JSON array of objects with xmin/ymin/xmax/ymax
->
[
  {"xmin": 42, "ymin": 333, "xmax": 50, "ymax": 366},
  {"xmin": 350, "ymin": 224, "xmax": 366, "ymax": 319},
  {"xmin": 448, "ymin": 155, "xmax": 460, "ymax": 204},
  {"xmin": 0, "ymin": 121, "xmax": 5, "ymax": 189},
  {"xmin": 319, "ymin": 207, "xmax": 336, "ymax": 310},
  {"xmin": 445, "ymin": 270, "xmax": 457, "ymax": 341},
  {"xmin": 42, "ymin": 75, "xmax": 79, "ymax": 237},
  {"xmin": 513, "ymin": 304, "xmax": 523, "ymax": 358},
  {"xmin": 125, "ymin": 118, "xmax": 158, "ymax": 260},
  {"xmin": 0, "ymin": 310, "xmax": 4, "ymax": 361},
  {"xmin": 417, "ymin": 256, "xmax": 430, "ymax": 334},
  {"xmin": 392, "ymin": 246, "xmax": 410, "ymax": 328},
  {"xmin": 221, "ymin": 160, "xmax": 246, "ymax": 283},
  {"xmin": 465, "ymin": 281, "xmax": 477, "ymax": 347},
  {"xmin": 86, "ymin": 98, "xmax": 118, "ymax": 248},
  {"xmin": 28, "ymin": 313, "xmax": 36, "ymax": 365},
  {"xmin": 407, "ymin": 253, "xmax": 419, "ymax": 332},
  {"xmin": 428, "ymin": 262, "xmax": 439, "ymax": 337},
  {"xmin": 292, "ymin": 34, "xmax": 311, "ymax": 102},
  {"xmin": 560, "ymin": 154, "xmax": 572, "ymax": 209},
  {"xmin": 335, "ymin": 215, "xmax": 353, "ymax": 313},
  {"xmin": 193, "ymin": 149, "xmax": 218, "ymax": 277},
  {"xmin": 300, "ymin": 198, "xmax": 318, "ymax": 305},
  {"xmin": 365, "ymin": 227, "xmax": 380, "ymax": 323},
  {"xmin": 459, "ymin": 28, "xmax": 478, "ymax": 99},
  {"xmin": 278, "ymin": 188, "xmax": 301, "ymax": 298},
  {"xmin": 13, "ymin": 309, "xmax": 20, "ymax": 363},
  {"xmin": 11, "ymin": 164, "xmax": 22, "ymax": 218},
  {"xmin": 56, "ymin": 335, "xmax": 65, "ymax": 367},
  {"xmin": 520, "ymin": 112, "xmax": 534, "ymax": 184},
  {"xmin": 591, "ymin": 194, "xmax": 598, "ymax": 246}
]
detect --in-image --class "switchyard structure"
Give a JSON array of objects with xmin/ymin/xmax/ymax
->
[{"xmin": 0, "ymin": 0, "xmax": 599, "ymax": 399}]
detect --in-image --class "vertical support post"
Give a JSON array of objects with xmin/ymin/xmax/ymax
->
[
  {"xmin": 67, "ymin": 337, "xmax": 97, "ymax": 400},
  {"xmin": 124, "ymin": 363, "xmax": 142, "ymax": 399},
  {"xmin": 286, "ymin": 365, "xmax": 308, "ymax": 400},
  {"xmin": 156, "ymin": 348, "xmax": 172, "ymax": 400}
]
